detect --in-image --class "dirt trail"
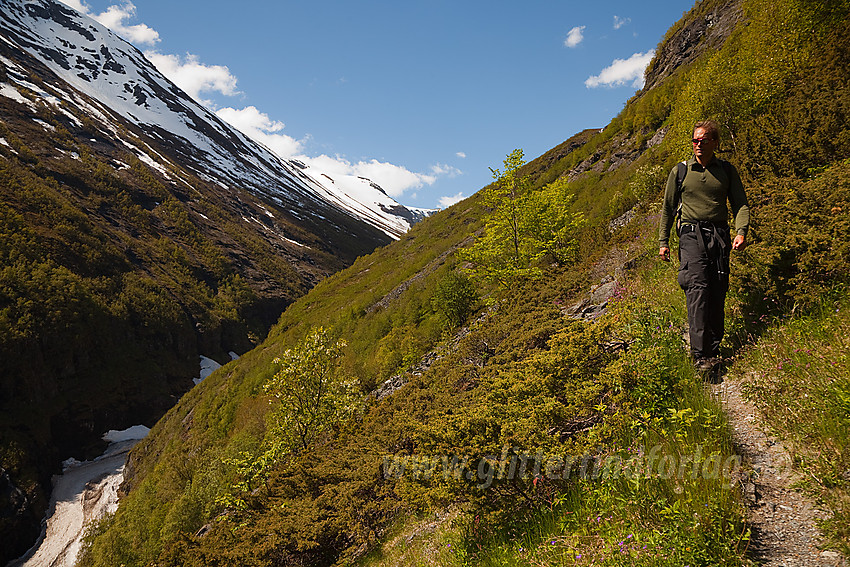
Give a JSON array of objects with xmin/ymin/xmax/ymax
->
[{"xmin": 711, "ymin": 372, "xmax": 847, "ymax": 566}]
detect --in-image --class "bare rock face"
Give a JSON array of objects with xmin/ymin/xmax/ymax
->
[{"xmin": 643, "ymin": 0, "xmax": 744, "ymax": 92}]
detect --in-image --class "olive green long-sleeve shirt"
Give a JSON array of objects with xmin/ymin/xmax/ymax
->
[{"xmin": 658, "ymin": 157, "xmax": 750, "ymax": 247}]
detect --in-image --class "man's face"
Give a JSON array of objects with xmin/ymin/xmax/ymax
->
[{"xmin": 692, "ymin": 127, "xmax": 718, "ymax": 163}]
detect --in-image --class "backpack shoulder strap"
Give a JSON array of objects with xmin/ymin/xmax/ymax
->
[
  {"xmin": 675, "ymin": 161, "xmax": 687, "ymax": 226},
  {"xmin": 719, "ymin": 158, "xmax": 734, "ymax": 181}
]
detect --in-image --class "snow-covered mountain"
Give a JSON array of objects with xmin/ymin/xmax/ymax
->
[{"xmin": 0, "ymin": 0, "xmax": 429, "ymax": 239}]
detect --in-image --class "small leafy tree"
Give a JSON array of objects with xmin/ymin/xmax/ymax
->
[
  {"xmin": 461, "ymin": 149, "xmax": 538, "ymax": 286},
  {"xmin": 218, "ymin": 327, "xmax": 359, "ymax": 510},
  {"xmin": 523, "ymin": 177, "xmax": 584, "ymax": 265},
  {"xmin": 264, "ymin": 326, "xmax": 359, "ymax": 452},
  {"xmin": 460, "ymin": 149, "xmax": 584, "ymax": 287}
]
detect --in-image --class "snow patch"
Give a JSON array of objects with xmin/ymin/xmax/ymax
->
[
  {"xmin": 135, "ymin": 149, "xmax": 170, "ymax": 176},
  {"xmin": 17, "ymin": 426, "xmax": 148, "ymax": 567},
  {"xmin": 283, "ymin": 236, "xmax": 308, "ymax": 248},
  {"xmin": 0, "ymin": 82, "xmax": 33, "ymax": 107},
  {"xmin": 0, "ymin": 0, "xmax": 425, "ymax": 239},
  {"xmin": 34, "ymin": 118, "xmax": 55, "ymax": 131},
  {"xmin": 56, "ymin": 148, "xmax": 81, "ymax": 160},
  {"xmin": 103, "ymin": 425, "xmax": 150, "ymax": 444},
  {"xmin": 195, "ymin": 355, "xmax": 221, "ymax": 385}
]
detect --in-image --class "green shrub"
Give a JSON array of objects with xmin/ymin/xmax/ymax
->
[{"xmin": 431, "ymin": 270, "xmax": 478, "ymax": 328}]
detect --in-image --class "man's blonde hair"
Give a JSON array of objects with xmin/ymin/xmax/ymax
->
[{"xmin": 694, "ymin": 120, "xmax": 720, "ymax": 140}]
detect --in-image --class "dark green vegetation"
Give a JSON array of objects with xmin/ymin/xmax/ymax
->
[
  {"xmin": 78, "ymin": 0, "xmax": 850, "ymax": 564},
  {"xmin": 0, "ymin": 39, "xmax": 390, "ymax": 560}
]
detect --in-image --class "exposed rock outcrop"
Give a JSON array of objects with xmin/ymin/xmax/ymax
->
[{"xmin": 643, "ymin": 0, "xmax": 744, "ymax": 92}]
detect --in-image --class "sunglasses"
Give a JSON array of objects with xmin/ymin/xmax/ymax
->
[{"xmin": 692, "ymin": 138, "xmax": 716, "ymax": 145}]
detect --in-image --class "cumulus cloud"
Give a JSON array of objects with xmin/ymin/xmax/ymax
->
[
  {"xmin": 585, "ymin": 50, "xmax": 654, "ymax": 88},
  {"xmin": 145, "ymin": 52, "xmax": 239, "ymax": 103},
  {"xmin": 353, "ymin": 159, "xmax": 436, "ymax": 197},
  {"xmin": 58, "ymin": 0, "xmax": 89, "ymax": 12},
  {"xmin": 59, "ymin": 2, "xmax": 236, "ymax": 103},
  {"xmin": 95, "ymin": 3, "xmax": 160, "ymax": 45},
  {"xmin": 214, "ymin": 110, "xmax": 448, "ymax": 199},
  {"xmin": 456, "ymin": 151, "xmax": 467, "ymax": 159},
  {"xmin": 59, "ymin": 1, "xmax": 160, "ymax": 46},
  {"xmin": 216, "ymin": 106, "xmax": 303, "ymax": 157},
  {"xmin": 302, "ymin": 155, "xmax": 437, "ymax": 198},
  {"xmin": 613, "ymin": 15, "xmax": 631, "ymax": 30},
  {"xmin": 564, "ymin": 26, "xmax": 586, "ymax": 48},
  {"xmin": 58, "ymin": 0, "xmax": 445, "ymax": 204},
  {"xmin": 439, "ymin": 192, "xmax": 466, "ymax": 208}
]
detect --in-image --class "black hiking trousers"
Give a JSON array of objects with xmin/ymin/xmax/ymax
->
[{"xmin": 677, "ymin": 221, "xmax": 731, "ymax": 360}]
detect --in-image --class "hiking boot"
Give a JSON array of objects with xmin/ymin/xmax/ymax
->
[{"xmin": 695, "ymin": 357, "xmax": 717, "ymax": 372}]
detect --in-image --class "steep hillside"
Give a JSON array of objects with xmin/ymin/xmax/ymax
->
[
  {"xmin": 78, "ymin": 0, "xmax": 850, "ymax": 565},
  {"xmin": 0, "ymin": 0, "xmax": 434, "ymax": 560}
]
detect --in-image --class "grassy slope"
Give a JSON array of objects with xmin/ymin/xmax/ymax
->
[{"xmin": 79, "ymin": 0, "xmax": 850, "ymax": 565}]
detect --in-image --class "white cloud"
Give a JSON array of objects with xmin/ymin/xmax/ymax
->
[
  {"xmin": 59, "ymin": 1, "xmax": 160, "ymax": 46},
  {"xmin": 216, "ymin": 106, "xmax": 303, "ymax": 157},
  {"xmin": 356, "ymin": 159, "xmax": 436, "ymax": 196},
  {"xmin": 145, "ymin": 51, "xmax": 239, "ymax": 103},
  {"xmin": 564, "ymin": 26, "xmax": 585, "ymax": 48},
  {"xmin": 58, "ymin": 0, "xmax": 89, "ymax": 13},
  {"xmin": 585, "ymin": 50, "xmax": 654, "ymax": 88},
  {"xmin": 94, "ymin": 3, "xmax": 159, "ymax": 45},
  {"xmin": 301, "ymin": 154, "xmax": 438, "ymax": 198},
  {"xmin": 60, "ymin": 2, "xmax": 236, "ymax": 103},
  {"xmin": 613, "ymin": 15, "xmax": 631, "ymax": 30},
  {"xmin": 439, "ymin": 192, "xmax": 466, "ymax": 208},
  {"xmin": 215, "ymin": 108, "xmax": 450, "ymax": 199},
  {"xmin": 58, "ymin": 0, "xmax": 442, "ymax": 204},
  {"xmin": 456, "ymin": 151, "xmax": 467, "ymax": 159},
  {"xmin": 430, "ymin": 163, "xmax": 463, "ymax": 178}
]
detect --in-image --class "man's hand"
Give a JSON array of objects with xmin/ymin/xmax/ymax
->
[
  {"xmin": 732, "ymin": 234, "xmax": 746, "ymax": 251},
  {"xmin": 659, "ymin": 246, "xmax": 670, "ymax": 261}
]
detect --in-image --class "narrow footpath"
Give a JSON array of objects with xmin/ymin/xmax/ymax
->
[{"xmin": 711, "ymin": 371, "xmax": 848, "ymax": 567}]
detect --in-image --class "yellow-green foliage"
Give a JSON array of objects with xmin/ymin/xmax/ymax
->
[
  {"xmin": 667, "ymin": 0, "xmax": 850, "ymax": 163},
  {"xmin": 459, "ymin": 150, "xmax": 584, "ymax": 288},
  {"xmin": 431, "ymin": 269, "xmax": 478, "ymax": 329},
  {"xmin": 265, "ymin": 327, "xmax": 359, "ymax": 452}
]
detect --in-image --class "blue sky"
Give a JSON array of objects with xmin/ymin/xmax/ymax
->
[{"xmin": 60, "ymin": 0, "xmax": 695, "ymax": 210}]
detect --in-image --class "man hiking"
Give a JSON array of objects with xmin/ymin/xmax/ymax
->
[{"xmin": 659, "ymin": 120, "xmax": 750, "ymax": 371}]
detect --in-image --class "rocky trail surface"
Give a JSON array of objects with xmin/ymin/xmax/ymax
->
[{"xmin": 711, "ymin": 370, "xmax": 848, "ymax": 567}]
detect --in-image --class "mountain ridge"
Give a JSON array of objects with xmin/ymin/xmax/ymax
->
[{"xmin": 1, "ymin": 0, "xmax": 429, "ymax": 239}]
